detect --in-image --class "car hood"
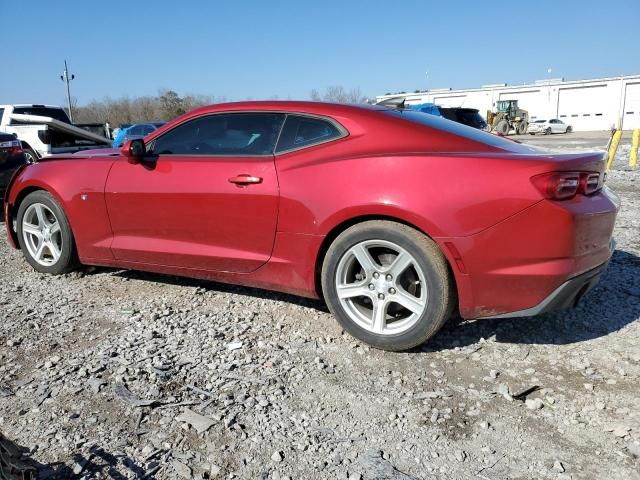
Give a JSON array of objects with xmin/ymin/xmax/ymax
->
[{"xmin": 38, "ymin": 148, "xmax": 120, "ymax": 161}]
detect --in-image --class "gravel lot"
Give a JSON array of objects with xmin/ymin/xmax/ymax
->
[{"xmin": 1, "ymin": 137, "xmax": 639, "ymax": 479}]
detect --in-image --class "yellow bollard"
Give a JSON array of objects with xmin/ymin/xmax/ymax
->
[
  {"xmin": 606, "ymin": 130, "xmax": 623, "ymax": 170},
  {"xmin": 630, "ymin": 129, "xmax": 639, "ymax": 167}
]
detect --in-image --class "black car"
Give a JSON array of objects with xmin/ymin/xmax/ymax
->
[
  {"xmin": 0, "ymin": 132, "xmax": 28, "ymax": 200},
  {"xmin": 439, "ymin": 107, "xmax": 488, "ymax": 130}
]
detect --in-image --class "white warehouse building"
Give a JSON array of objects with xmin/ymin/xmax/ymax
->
[{"xmin": 376, "ymin": 74, "xmax": 640, "ymax": 131}]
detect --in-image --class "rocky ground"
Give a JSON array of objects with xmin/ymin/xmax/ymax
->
[{"xmin": 1, "ymin": 165, "xmax": 639, "ymax": 479}]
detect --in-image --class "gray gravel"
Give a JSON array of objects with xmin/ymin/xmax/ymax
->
[{"xmin": 1, "ymin": 168, "xmax": 639, "ymax": 479}]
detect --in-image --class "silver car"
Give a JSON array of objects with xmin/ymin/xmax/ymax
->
[{"xmin": 528, "ymin": 118, "xmax": 572, "ymax": 135}]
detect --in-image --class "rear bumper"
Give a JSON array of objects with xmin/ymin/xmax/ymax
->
[
  {"xmin": 477, "ymin": 250, "xmax": 611, "ymax": 319},
  {"xmin": 439, "ymin": 186, "xmax": 620, "ymax": 319}
]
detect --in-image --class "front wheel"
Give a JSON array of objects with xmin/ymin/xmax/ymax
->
[
  {"xmin": 545, "ymin": 127, "xmax": 552, "ymax": 135},
  {"xmin": 321, "ymin": 221, "xmax": 455, "ymax": 351},
  {"xmin": 16, "ymin": 191, "xmax": 78, "ymax": 274}
]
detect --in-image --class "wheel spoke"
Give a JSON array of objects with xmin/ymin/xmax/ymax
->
[
  {"xmin": 34, "ymin": 242, "xmax": 45, "ymax": 261},
  {"xmin": 392, "ymin": 288, "xmax": 426, "ymax": 315},
  {"xmin": 23, "ymin": 223, "xmax": 42, "ymax": 238},
  {"xmin": 49, "ymin": 221, "xmax": 61, "ymax": 234},
  {"xmin": 337, "ymin": 283, "xmax": 371, "ymax": 300},
  {"xmin": 48, "ymin": 241, "xmax": 61, "ymax": 261},
  {"xmin": 388, "ymin": 251, "xmax": 412, "ymax": 278},
  {"xmin": 371, "ymin": 300, "xmax": 387, "ymax": 334},
  {"xmin": 351, "ymin": 244, "xmax": 377, "ymax": 273},
  {"xmin": 34, "ymin": 204, "xmax": 49, "ymax": 227}
]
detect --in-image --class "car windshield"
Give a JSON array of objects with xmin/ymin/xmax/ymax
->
[
  {"xmin": 383, "ymin": 109, "xmax": 536, "ymax": 152},
  {"xmin": 12, "ymin": 107, "xmax": 71, "ymax": 124},
  {"xmin": 534, "ymin": 120, "xmax": 546, "ymax": 123}
]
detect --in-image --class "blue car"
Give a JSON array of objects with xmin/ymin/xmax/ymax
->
[
  {"xmin": 410, "ymin": 103, "xmax": 487, "ymax": 130},
  {"xmin": 112, "ymin": 122, "xmax": 165, "ymax": 147}
]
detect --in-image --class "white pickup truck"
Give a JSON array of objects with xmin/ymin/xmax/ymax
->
[{"xmin": 0, "ymin": 104, "xmax": 111, "ymax": 162}]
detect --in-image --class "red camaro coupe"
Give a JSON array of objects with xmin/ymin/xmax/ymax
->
[{"xmin": 3, "ymin": 101, "xmax": 619, "ymax": 350}]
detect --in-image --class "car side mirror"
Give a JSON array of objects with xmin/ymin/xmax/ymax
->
[{"xmin": 121, "ymin": 139, "xmax": 146, "ymax": 163}]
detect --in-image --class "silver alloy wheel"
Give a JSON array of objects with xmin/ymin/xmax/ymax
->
[
  {"xmin": 22, "ymin": 203, "xmax": 63, "ymax": 267},
  {"xmin": 335, "ymin": 239, "xmax": 427, "ymax": 336},
  {"xmin": 23, "ymin": 150, "xmax": 36, "ymax": 163}
]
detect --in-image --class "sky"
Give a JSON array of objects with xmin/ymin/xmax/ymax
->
[{"xmin": 2, "ymin": 0, "xmax": 639, "ymax": 106}]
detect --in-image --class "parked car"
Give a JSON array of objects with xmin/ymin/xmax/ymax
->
[
  {"xmin": 0, "ymin": 104, "xmax": 111, "ymax": 161},
  {"xmin": 0, "ymin": 132, "xmax": 28, "ymax": 200},
  {"xmin": 112, "ymin": 123, "xmax": 165, "ymax": 147},
  {"xmin": 528, "ymin": 119, "xmax": 572, "ymax": 135},
  {"xmin": 410, "ymin": 103, "xmax": 488, "ymax": 130},
  {"xmin": 3, "ymin": 101, "xmax": 618, "ymax": 351}
]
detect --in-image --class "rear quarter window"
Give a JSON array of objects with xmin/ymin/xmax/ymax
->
[{"xmin": 275, "ymin": 115, "xmax": 344, "ymax": 153}]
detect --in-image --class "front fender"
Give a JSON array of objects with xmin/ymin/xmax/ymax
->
[
  {"xmin": 4, "ymin": 164, "xmax": 34, "ymax": 248},
  {"xmin": 4, "ymin": 159, "xmax": 117, "ymax": 261}
]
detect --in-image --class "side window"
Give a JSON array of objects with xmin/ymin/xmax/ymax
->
[
  {"xmin": 151, "ymin": 113, "xmax": 285, "ymax": 156},
  {"xmin": 128, "ymin": 125, "xmax": 144, "ymax": 135},
  {"xmin": 0, "ymin": 108, "xmax": 4, "ymax": 124},
  {"xmin": 275, "ymin": 115, "xmax": 343, "ymax": 153},
  {"xmin": 141, "ymin": 125, "xmax": 156, "ymax": 135}
]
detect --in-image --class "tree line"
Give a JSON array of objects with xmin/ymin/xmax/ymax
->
[{"xmin": 73, "ymin": 86, "xmax": 369, "ymax": 127}]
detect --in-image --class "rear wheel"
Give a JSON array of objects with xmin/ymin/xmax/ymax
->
[
  {"xmin": 16, "ymin": 191, "xmax": 78, "ymax": 274},
  {"xmin": 545, "ymin": 127, "xmax": 552, "ymax": 135},
  {"xmin": 23, "ymin": 147, "xmax": 37, "ymax": 163},
  {"xmin": 321, "ymin": 221, "xmax": 455, "ymax": 351},
  {"xmin": 566, "ymin": 126, "xmax": 572, "ymax": 133},
  {"xmin": 517, "ymin": 122, "xmax": 528, "ymax": 135}
]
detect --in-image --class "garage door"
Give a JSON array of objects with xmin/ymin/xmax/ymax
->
[
  {"xmin": 558, "ymin": 85, "xmax": 608, "ymax": 131},
  {"xmin": 432, "ymin": 95, "xmax": 468, "ymax": 108},
  {"xmin": 623, "ymin": 83, "xmax": 640, "ymax": 129}
]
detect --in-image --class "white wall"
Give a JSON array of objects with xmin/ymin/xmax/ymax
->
[{"xmin": 376, "ymin": 75, "xmax": 640, "ymax": 131}]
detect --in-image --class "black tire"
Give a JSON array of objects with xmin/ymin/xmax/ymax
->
[
  {"xmin": 23, "ymin": 147, "xmax": 38, "ymax": 163},
  {"xmin": 495, "ymin": 120, "xmax": 509, "ymax": 136},
  {"xmin": 516, "ymin": 122, "xmax": 528, "ymax": 135},
  {"xmin": 566, "ymin": 126, "xmax": 572, "ymax": 133},
  {"xmin": 16, "ymin": 191, "xmax": 78, "ymax": 274},
  {"xmin": 321, "ymin": 221, "xmax": 455, "ymax": 351},
  {"xmin": 544, "ymin": 127, "xmax": 552, "ymax": 135}
]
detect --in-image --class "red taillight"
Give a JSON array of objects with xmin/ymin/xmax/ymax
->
[
  {"xmin": 531, "ymin": 172, "xmax": 602, "ymax": 200},
  {"xmin": 580, "ymin": 173, "xmax": 600, "ymax": 195},
  {"xmin": 0, "ymin": 139, "xmax": 23, "ymax": 156}
]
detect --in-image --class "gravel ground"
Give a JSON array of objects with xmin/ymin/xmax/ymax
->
[{"xmin": 1, "ymin": 166, "xmax": 639, "ymax": 479}]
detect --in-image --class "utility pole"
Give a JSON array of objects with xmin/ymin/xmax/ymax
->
[{"xmin": 60, "ymin": 60, "xmax": 75, "ymax": 122}]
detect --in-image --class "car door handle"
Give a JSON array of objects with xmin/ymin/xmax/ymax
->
[{"xmin": 228, "ymin": 174, "xmax": 263, "ymax": 185}]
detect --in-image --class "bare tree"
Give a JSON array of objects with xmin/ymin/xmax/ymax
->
[
  {"xmin": 73, "ymin": 90, "xmax": 228, "ymax": 126},
  {"xmin": 309, "ymin": 86, "xmax": 368, "ymax": 103}
]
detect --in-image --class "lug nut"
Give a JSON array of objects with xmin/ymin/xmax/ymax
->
[
  {"xmin": 378, "ymin": 293, "xmax": 385, "ymax": 300},
  {"xmin": 388, "ymin": 287, "xmax": 396, "ymax": 294},
  {"xmin": 386, "ymin": 274, "xmax": 393, "ymax": 281},
  {"xmin": 373, "ymin": 272, "xmax": 380, "ymax": 279},
  {"xmin": 368, "ymin": 284, "xmax": 375, "ymax": 290}
]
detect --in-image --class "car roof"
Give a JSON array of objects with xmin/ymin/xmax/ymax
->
[
  {"xmin": 186, "ymin": 101, "xmax": 386, "ymax": 117},
  {"xmin": 0, "ymin": 104, "xmax": 62, "ymax": 108}
]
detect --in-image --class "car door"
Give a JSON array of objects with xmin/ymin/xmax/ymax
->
[
  {"xmin": 550, "ymin": 119, "xmax": 561, "ymax": 133},
  {"xmin": 104, "ymin": 112, "xmax": 285, "ymax": 273}
]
